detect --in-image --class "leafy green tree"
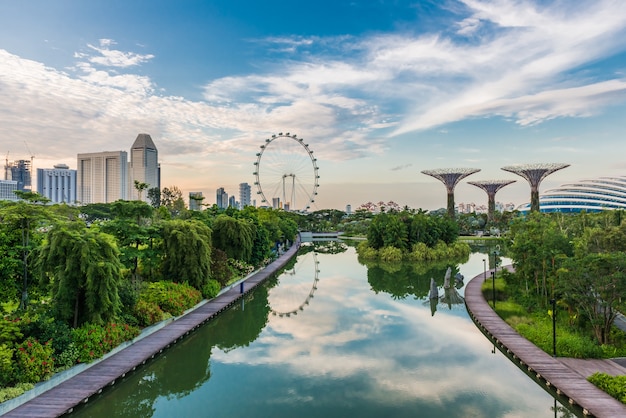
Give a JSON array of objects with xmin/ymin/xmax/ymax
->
[
  {"xmin": 147, "ymin": 187, "xmax": 161, "ymax": 208},
  {"xmin": 161, "ymin": 220, "xmax": 212, "ymax": 289},
  {"xmin": 0, "ymin": 193, "xmax": 53, "ymax": 309},
  {"xmin": 37, "ymin": 222, "xmax": 123, "ymax": 327},
  {"xmin": 212, "ymin": 215, "xmax": 254, "ymax": 262},
  {"xmin": 133, "ymin": 180, "xmax": 149, "ymax": 201},
  {"xmin": 557, "ymin": 252, "xmax": 626, "ymax": 344},
  {"xmin": 508, "ymin": 213, "xmax": 572, "ymax": 303},
  {"xmin": 99, "ymin": 200, "xmax": 158, "ymax": 284},
  {"xmin": 161, "ymin": 186, "xmax": 186, "ymax": 217}
]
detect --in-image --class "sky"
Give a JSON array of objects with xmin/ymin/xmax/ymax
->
[{"xmin": 1, "ymin": 0, "xmax": 626, "ymax": 211}]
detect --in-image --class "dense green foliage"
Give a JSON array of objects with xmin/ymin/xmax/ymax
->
[
  {"xmin": 0, "ymin": 194, "xmax": 299, "ymax": 397},
  {"xmin": 588, "ymin": 372, "xmax": 626, "ymax": 404},
  {"xmin": 355, "ymin": 209, "xmax": 469, "ymax": 261},
  {"xmin": 504, "ymin": 211, "xmax": 626, "ymax": 345}
]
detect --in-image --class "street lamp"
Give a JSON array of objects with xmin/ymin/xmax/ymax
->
[
  {"xmin": 491, "ymin": 271, "xmax": 496, "ymax": 309},
  {"xmin": 551, "ymin": 298, "xmax": 557, "ymax": 357},
  {"xmin": 483, "ymin": 258, "xmax": 486, "ymax": 282},
  {"xmin": 492, "ymin": 250, "xmax": 497, "ymax": 309}
]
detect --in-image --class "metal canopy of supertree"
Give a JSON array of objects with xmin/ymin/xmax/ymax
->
[
  {"xmin": 501, "ymin": 163, "xmax": 569, "ymax": 212},
  {"xmin": 421, "ymin": 168, "xmax": 480, "ymax": 217},
  {"xmin": 467, "ymin": 180, "xmax": 516, "ymax": 223}
]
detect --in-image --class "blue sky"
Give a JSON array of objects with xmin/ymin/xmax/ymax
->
[{"xmin": 1, "ymin": 0, "xmax": 626, "ymax": 210}]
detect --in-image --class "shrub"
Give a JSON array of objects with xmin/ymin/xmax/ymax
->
[
  {"xmin": 55, "ymin": 342, "xmax": 80, "ymax": 370},
  {"xmin": 379, "ymin": 246, "xmax": 403, "ymax": 262},
  {"xmin": 0, "ymin": 344, "xmax": 14, "ymax": 386},
  {"xmin": 202, "ymin": 279, "xmax": 221, "ymax": 299},
  {"xmin": 13, "ymin": 338, "xmax": 55, "ymax": 384},
  {"xmin": 0, "ymin": 383, "xmax": 34, "ymax": 403},
  {"xmin": 133, "ymin": 300, "xmax": 167, "ymax": 327},
  {"xmin": 588, "ymin": 372, "xmax": 626, "ymax": 404},
  {"xmin": 72, "ymin": 322, "xmax": 140, "ymax": 363},
  {"xmin": 139, "ymin": 281, "xmax": 202, "ymax": 316}
]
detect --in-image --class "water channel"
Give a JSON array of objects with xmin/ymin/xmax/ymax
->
[{"xmin": 71, "ymin": 242, "xmax": 575, "ymax": 417}]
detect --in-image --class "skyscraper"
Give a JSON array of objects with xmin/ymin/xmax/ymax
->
[
  {"xmin": 216, "ymin": 187, "xmax": 228, "ymax": 209},
  {"xmin": 37, "ymin": 164, "xmax": 77, "ymax": 204},
  {"xmin": 189, "ymin": 191, "xmax": 204, "ymax": 210},
  {"xmin": 0, "ymin": 180, "xmax": 18, "ymax": 201},
  {"xmin": 239, "ymin": 182, "xmax": 251, "ymax": 207},
  {"xmin": 129, "ymin": 133, "xmax": 159, "ymax": 201},
  {"xmin": 77, "ymin": 151, "xmax": 128, "ymax": 204}
]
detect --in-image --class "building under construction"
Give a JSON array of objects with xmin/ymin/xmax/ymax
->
[{"xmin": 4, "ymin": 159, "xmax": 32, "ymax": 192}]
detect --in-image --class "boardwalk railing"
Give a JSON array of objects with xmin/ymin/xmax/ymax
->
[{"xmin": 465, "ymin": 268, "xmax": 626, "ymax": 418}]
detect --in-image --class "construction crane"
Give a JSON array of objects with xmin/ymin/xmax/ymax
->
[{"xmin": 23, "ymin": 141, "xmax": 35, "ymax": 191}]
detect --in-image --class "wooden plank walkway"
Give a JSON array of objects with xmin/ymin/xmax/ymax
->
[
  {"xmin": 465, "ymin": 268, "xmax": 626, "ymax": 418},
  {"xmin": 2, "ymin": 238, "xmax": 301, "ymax": 418}
]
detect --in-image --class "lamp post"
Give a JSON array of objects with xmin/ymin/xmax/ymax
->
[
  {"xmin": 491, "ymin": 271, "xmax": 496, "ymax": 309},
  {"xmin": 483, "ymin": 258, "xmax": 486, "ymax": 282},
  {"xmin": 492, "ymin": 250, "xmax": 497, "ymax": 309},
  {"xmin": 551, "ymin": 298, "xmax": 557, "ymax": 357}
]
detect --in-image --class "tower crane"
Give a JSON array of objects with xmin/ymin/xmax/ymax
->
[{"xmin": 24, "ymin": 141, "xmax": 35, "ymax": 191}]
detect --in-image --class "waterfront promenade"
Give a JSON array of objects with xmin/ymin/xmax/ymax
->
[
  {"xmin": 1, "ymin": 238, "xmax": 301, "ymax": 418},
  {"xmin": 465, "ymin": 268, "xmax": 626, "ymax": 418}
]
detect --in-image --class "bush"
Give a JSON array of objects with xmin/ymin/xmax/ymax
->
[
  {"xmin": 0, "ymin": 383, "xmax": 34, "ymax": 403},
  {"xmin": 0, "ymin": 344, "xmax": 14, "ymax": 386},
  {"xmin": 55, "ymin": 342, "xmax": 80, "ymax": 370},
  {"xmin": 379, "ymin": 246, "xmax": 403, "ymax": 262},
  {"xmin": 133, "ymin": 300, "xmax": 167, "ymax": 327},
  {"xmin": 588, "ymin": 372, "xmax": 626, "ymax": 404},
  {"xmin": 202, "ymin": 279, "xmax": 221, "ymax": 299},
  {"xmin": 72, "ymin": 322, "xmax": 140, "ymax": 363},
  {"xmin": 13, "ymin": 338, "xmax": 55, "ymax": 383},
  {"xmin": 139, "ymin": 281, "xmax": 202, "ymax": 316}
]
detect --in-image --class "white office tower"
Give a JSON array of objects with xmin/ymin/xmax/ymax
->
[
  {"xmin": 37, "ymin": 164, "xmax": 77, "ymax": 204},
  {"xmin": 77, "ymin": 151, "xmax": 128, "ymax": 204},
  {"xmin": 239, "ymin": 182, "xmax": 251, "ymax": 207},
  {"xmin": 129, "ymin": 133, "xmax": 159, "ymax": 201}
]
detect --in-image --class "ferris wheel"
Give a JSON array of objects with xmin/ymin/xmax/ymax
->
[
  {"xmin": 253, "ymin": 133, "xmax": 319, "ymax": 211},
  {"xmin": 268, "ymin": 250, "xmax": 320, "ymax": 318}
]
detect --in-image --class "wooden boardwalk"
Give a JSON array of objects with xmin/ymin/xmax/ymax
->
[
  {"xmin": 465, "ymin": 268, "xmax": 626, "ymax": 418},
  {"xmin": 2, "ymin": 239, "xmax": 301, "ymax": 418}
]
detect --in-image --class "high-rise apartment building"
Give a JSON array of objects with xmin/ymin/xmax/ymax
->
[
  {"xmin": 77, "ymin": 151, "xmax": 128, "ymax": 204},
  {"xmin": 189, "ymin": 191, "xmax": 204, "ymax": 210},
  {"xmin": 228, "ymin": 195, "xmax": 236, "ymax": 208},
  {"xmin": 37, "ymin": 164, "xmax": 77, "ymax": 204},
  {"xmin": 239, "ymin": 182, "xmax": 251, "ymax": 207},
  {"xmin": 216, "ymin": 187, "xmax": 228, "ymax": 209},
  {"xmin": 129, "ymin": 133, "xmax": 160, "ymax": 201}
]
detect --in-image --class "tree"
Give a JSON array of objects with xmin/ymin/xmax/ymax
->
[
  {"xmin": 37, "ymin": 222, "xmax": 123, "ymax": 327},
  {"xmin": 212, "ymin": 215, "xmax": 254, "ymax": 262},
  {"xmin": 99, "ymin": 200, "xmax": 157, "ymax": 285},
  {"xmin": 134, "ymin": 180, "xmax": 150, "ymax": 201},
  {"xmin": 557, "ymin": 253, "xmax": 626, "ymax": 344},
  {"xmin": 0, "ymin": 193, "xmax": 53, "ymax": 309},
  {"xmin": 161, "ymin": 186, "xmax": 186, "ymax": 217},
  {"xmin": 147, "ymin": 187, "xmax": 161, "ymax": 208},
  {"xmin": 161, "ymin": 220, "xmax": 212, "ymax": 289}
]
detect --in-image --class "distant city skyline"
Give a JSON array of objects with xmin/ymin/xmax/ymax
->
[{"xmin": 1, "ymin": 1, "xmax": 625, "ymax": 210}]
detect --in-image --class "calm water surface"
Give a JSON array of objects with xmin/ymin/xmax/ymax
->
[{"xmin": 72, "ymin": 244, "xmax": 575, "ymax": 417}]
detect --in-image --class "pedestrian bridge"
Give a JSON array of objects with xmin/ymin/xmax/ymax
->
[{"xmin": 299, "ymin": 231, "xmax": 343, "ymax": 242}]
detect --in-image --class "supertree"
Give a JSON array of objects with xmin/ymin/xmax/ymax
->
[
  {"xmin": 501, "ymin": 163, "xmax": 570, "ymax": 212},
  {"xmin": 467, "ymin": 180, "xmax": 516, "ymax": 223},
  {"xmin": 421, "ymin": 168, "xmax": 480, "ymax": 217}
]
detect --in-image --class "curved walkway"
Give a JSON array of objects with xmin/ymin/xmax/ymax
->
[
  {"xmin": 465, "ymin": 268, "xmax": 626, "ymax": 418},
  {"xmin": 1, "ymin": 238, "xmax": 301, "ymax": 418}
]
